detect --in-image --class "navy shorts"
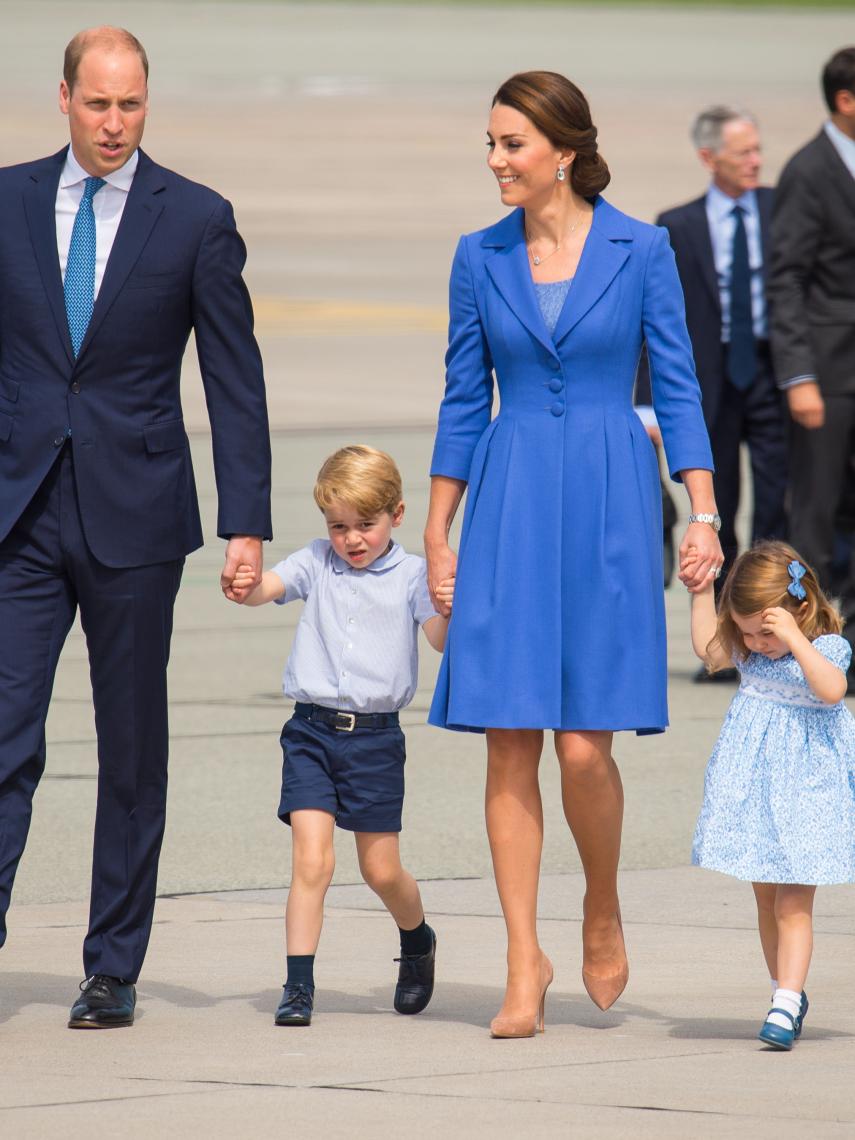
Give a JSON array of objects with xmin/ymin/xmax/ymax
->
[{"xmin": 278, "ymin": 711, "xmax": 406, "ymax": 833}]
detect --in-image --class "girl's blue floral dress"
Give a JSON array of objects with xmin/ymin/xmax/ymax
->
[{"xmin": 692, "ymin": 634, "xmax": 855, "ymax": 884}]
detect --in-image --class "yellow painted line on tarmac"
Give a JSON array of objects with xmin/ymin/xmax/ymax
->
[{"xmin": 252, "ymin": 296, "xmax": 448, "ymax": 335}]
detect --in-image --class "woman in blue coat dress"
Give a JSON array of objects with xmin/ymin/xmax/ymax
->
[{"xmin": 424, "ymin": 72, "xmax": 722, "ymax": 1037}]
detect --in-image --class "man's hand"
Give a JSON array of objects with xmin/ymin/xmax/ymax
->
[
  {"xmin": 221, "ymin": 536, "xmax": 263, "ymax": 602},
  {"xmin": 786, "ymin": 381, "xmax": 825, "ymax": 430}
]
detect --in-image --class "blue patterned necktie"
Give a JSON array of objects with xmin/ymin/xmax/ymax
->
[
  {"xmin": 727, "ymin": 203, "xmax": 756, "ymax": 390},
  {"xmin": 64, "ymin": 176, "xmax": 106, "ymax": 357}
]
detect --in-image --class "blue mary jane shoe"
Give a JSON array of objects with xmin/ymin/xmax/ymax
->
[
  {"xmin": 758, "ymin": 1007, "xmax": 797, "ymax": 1050},
  {"xmin": 795, "ymin": 991, "xmax": 809, "ymax": 1039}
]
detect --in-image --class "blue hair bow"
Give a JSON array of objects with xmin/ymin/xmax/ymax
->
[{"xmin": 787, "ymin": 560, "xmax": 807, "ymax": 601}]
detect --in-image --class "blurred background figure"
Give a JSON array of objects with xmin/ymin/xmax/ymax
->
[
  {"xmin": 637, "ymin": 105, "xmax": 787, "ymax": 681},
  {"xmin": 769, "ymin": 46, "xmax": 855, "ymax": 693}
]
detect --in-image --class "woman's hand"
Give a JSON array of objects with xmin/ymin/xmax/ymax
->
[
  {"xmin": 678, "ymin": 523, "xmax": 724, "ymax": 593},
  {"xmin": 426, "ymin": 543, "xmax": 457, "ymax": 616}
]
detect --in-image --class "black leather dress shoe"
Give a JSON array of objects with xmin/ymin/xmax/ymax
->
[
  {"xmin": 274, "ymin": 983, "xmax": 314, "ymax": 1026},
  {"xmin": 68, "ymin": 974, "xmax": 136, "ymax": 1029},
  {"xmin": 394, "ymin": 925, "xmax": 436, "ymax": 1015},
  {"xmin": 693, "ymin": 665, "xmax": 738, "ymax": 684}
]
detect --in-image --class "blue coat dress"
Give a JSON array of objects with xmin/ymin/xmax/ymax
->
[{"xmin": 428, "ymin": 198, "xmax": 713, "ymax": 734}]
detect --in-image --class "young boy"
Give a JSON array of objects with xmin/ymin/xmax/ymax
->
[{"xmin": 232, "ymin": 446, "xmax": 453, "ymax": 1026}]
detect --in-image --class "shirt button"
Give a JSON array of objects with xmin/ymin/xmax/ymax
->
[
  {"xmin": 70, "ymin": 382, "xmax": 81, "ymax": 394},
  {"xmin": 548, "ymin": 379, "xmax": 563, "ymax": 393},
  {"xmin": 550, "ymin": 402, "xmax": 565, "ymax": 417},
  {"xmin": 341, "ymin": 671, "xmax": 347, "ymax": 678},
  {"xmin": 347, "ymin": 642, "xmax": 353, "ymax": 649},
  {"xmin": 348, "ymin": 617, "xmax": 355, "ymax": 624},
  {"xmin": 350, "ymin": 587, "xmax": 357, "ymax": 594}
]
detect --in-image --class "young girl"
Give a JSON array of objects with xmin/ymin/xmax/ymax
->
[{"xmin": 689, "ymin": 540, "xmax": 855, "ymax": 1050}]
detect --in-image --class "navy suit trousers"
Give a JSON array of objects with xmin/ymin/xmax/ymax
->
[
  {"xmin": 709, "ymin": 346, "xmax": 788, "ymax": 576},
  {"xmin": 0, "ymin": 447, "xmax": 182, "ymax": 981}
]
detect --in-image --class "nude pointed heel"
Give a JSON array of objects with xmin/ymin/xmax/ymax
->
[
  {"xmin": 582, "ymin": 911, "xmax": 628, "ymax": 1011},
  {"xmin": 490, "ymin": 955, "xmax": 553, "ymax": 1039}
]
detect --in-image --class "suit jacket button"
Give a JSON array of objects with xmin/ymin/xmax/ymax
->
[
  {"xmin": 70, "ymin": 382, "xmax": 81, "ymax": 394},
  {"xmin": 550, "ymin": 402, "xmax": 565, "ymax": 417},
  {"xmin": 551, "ymin": 359, "xmax": 561, "ymax": 371},
  {"xmin": 53, "ymin": 435, "xmax": 65, "ymax": 447},
  {"xmin": 549, "ymin": 378, "xmax": 563, "ymax": 393}
]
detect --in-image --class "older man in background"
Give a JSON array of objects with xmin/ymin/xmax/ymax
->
[{"xmin": 637, "ymin": 106, "xmax": 787, "ymax": 681}]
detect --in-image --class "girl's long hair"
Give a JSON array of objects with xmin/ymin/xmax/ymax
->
[{"xmin": 712, "ymin": 540, "xmax": 842, "ymax": 663}]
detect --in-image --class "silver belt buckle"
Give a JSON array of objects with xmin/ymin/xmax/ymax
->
[{"xmin": 335, "ymin": 711, "xmax": 356, "ymax": 732}]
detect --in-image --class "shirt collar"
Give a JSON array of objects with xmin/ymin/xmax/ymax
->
[
  {"xmin": 706, "ymin": 182, "xmax": 757, "ymax": 221},
  {"xmin": 330, "ymin": 540, "xmax": 407, "ymax": 575},
  {"xmin": 824, "ymin": 120, "xmax": 855, "ymax": 169},
  {"xmin": 60, "ymin": 146, "xmax": 139, "ymax": 192}
]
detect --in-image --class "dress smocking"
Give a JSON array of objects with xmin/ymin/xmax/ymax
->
[{"xmin": 692, "ymin": 634, "xmax": 855, "ymax": 884}]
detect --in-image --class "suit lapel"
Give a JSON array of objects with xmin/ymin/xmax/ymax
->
[
  {"xmin": 77, "ymin": 151, "xmax": 166, "ymax": 359},
  {"xmin": 22, "ymin": 149, "xmax": 75, "ymax": 366},
  {"xmin": 685, "ymin": 197, "xmax": 720, "ymax": 314},
  {"xmin": 484, "ymin": 210, "xmax": 557, "ymax": 357},
  {"xmin": 551, "ymin": 198, "xmax": 630, "ymax": 346},
  {"xmin": 818, "ymin": 129, "xmax": 855, "ymax": 214},
  {"xmin": 757, "ymin": 187, "xmax": 773, "ymax": 288}
]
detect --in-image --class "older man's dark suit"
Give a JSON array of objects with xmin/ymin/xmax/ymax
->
[
  {"xmin": 637, "ymin": 188, "xmax": 787, "ymax": 573},
  {"xmin": 0, "ymin": 147, "xmax": 272, "ymax": 982},
  {"xmin": 769, "ymin": 130, "xmax": 855, "ymax": 660}
]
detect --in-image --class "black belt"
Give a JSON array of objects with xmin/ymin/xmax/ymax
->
[{"xmin": 294, "ymin": 702, "xmax": 399, "ymax": 732}]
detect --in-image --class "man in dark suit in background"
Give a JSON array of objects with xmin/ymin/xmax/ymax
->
[
  {"xmin": 769, "ymin": 46, "xmax": 855, "ymax": 690},
  {"xmin": 637, "ymin": 106, "xmax": 787, "ymax": 680},
  {"xmin": 0, "ymin": 27, "xmax": 272, "ymax": 1026}
]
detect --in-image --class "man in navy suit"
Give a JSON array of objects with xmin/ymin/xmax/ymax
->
[
  {"xmin": 0, "ymin": 27, "xmax": 272, "ymax": 1026},
  {"xmin": 637, "ymin": 106, "xmax": 788, "ymax": 680},
  {"xmin": 769, "ymin": 47, "xmax": 855, "ymax": 691}
]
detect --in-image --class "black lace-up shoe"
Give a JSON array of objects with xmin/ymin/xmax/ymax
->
[
  {"xmin": 394, "ymin": 925, "xmax": 436, "ymax": 1015},
  {"xmin": 68, "ymin": 974, "xmax": 136, "ymax": 1028},
  {"xmin": 274, "ymin": 983, "xmax": 314, "ymax": 1026}
]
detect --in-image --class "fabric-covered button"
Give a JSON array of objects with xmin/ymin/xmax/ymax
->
[
  {"xmin": 550, "ymin": 402, "xmax": 565, "ymax": 417},
  {"xmin": 550, "ymin": 358, "xmax": 561, "ymax": 371},
  {"xmin": 548, "ymin": 379, "xmax": 563, "ymax": 393}
]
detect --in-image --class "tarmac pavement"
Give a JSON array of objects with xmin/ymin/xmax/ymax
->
[{"xmin": 2, "ymin": 3, "xmax": 855, "ymax": 1136}]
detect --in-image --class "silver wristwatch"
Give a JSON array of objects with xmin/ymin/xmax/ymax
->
[{"xmin": 688, "ymin": 512, "xmax": 722, "ymax": 532}]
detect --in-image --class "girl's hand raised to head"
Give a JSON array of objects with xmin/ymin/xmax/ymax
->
[{"xmin": 761, "ymin": 606, "xmax": 803, "ymax": 650}]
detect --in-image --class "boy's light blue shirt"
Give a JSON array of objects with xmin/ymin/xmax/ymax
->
[{"xmin": 272, "ymin": 539, "xmax": 439, "ymax": 714}]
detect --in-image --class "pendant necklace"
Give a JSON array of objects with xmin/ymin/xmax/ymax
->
[{"xmin": 527, "ymin": 206, "xmax": 585, "ymax": 266}]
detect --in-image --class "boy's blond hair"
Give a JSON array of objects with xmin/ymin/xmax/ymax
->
[{"xmin": 314, "ymin": 445, "xmax": 403, "ymax": 517}]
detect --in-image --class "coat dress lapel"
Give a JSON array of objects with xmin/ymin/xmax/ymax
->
[
  {"xmin": 484, "ymin": 210, "xmax": 557, "ymax": 358},
  {"xmin": 551, "ymin": 198, "xmax": 631, "ymax": 346}
]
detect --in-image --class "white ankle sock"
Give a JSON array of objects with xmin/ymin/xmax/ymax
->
[
  {"xmin": 767, "ymin": 987, "xmax": 802, "ymax": 1030},
  {"xmin": 770, "ymin": 978, "xmax": 778, "ymax": 1000}
]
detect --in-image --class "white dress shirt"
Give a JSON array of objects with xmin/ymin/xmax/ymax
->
[
  {"xmin": 272, "ymin": 539, "xmax": 439, "ymax": 713},
  {"xmin": 705, "ymin": 183, "xmax": 766, "ymax": 341},
  {"xmin": 55, "ymin": 148, "xmax": 138, "ymax": 298},
  {"xmin": 824, "ymin": 120, "xmax": 855, "ymax": 181}
]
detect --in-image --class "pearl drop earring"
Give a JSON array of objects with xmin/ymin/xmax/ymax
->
[{"xmin": 556, "ymin": 166, "xmax": 566, "ymax": 182}]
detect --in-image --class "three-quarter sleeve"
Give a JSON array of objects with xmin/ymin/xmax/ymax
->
[
  {"xmin": 641, "ymin": 227, "xmax": 714, "ymax": 481},
  {"xmin": 430, "ymin": 236, "xmax": 495, "ymax": 481}
]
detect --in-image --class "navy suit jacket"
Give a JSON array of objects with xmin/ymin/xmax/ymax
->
[
  {"xmin": 0, "ymin": 147, "xmax": 272, "ymax": 567},
  {"xmin": 636, "ymin": 186, "xmax": 774, "ymax": 427},
  {"xmin": 769, "ymin": 131, "xmax": 855, "ymax": 395}
]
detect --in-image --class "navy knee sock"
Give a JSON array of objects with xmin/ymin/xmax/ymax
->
[
  {"xmin": 286, "ymin": 954, "xmax": 315, "ymax": 990},
  {"xmin": 399, "ymin": 919, "xmax": 432, "ymax": 957}
]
